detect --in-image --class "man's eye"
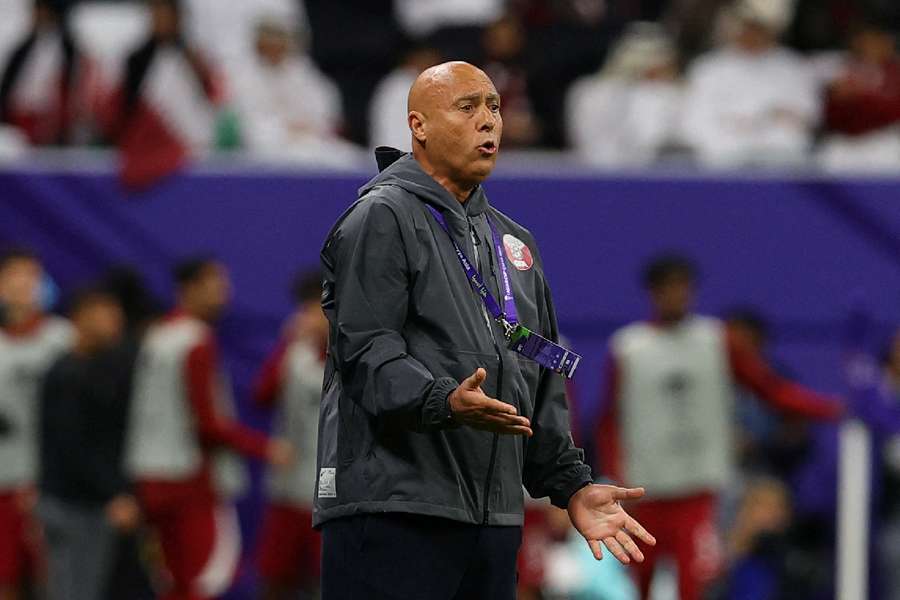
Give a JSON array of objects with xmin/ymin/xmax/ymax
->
[
  {"xmin": 490, "ymin": 104, "xmax": 500, "ymax": 112},
  {"xmin": 460, "ymin": 104, "xmax": 474, "ymax": 112}
]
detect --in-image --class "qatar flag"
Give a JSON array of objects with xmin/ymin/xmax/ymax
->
[
  {"xmin": 0, "ymin": 29, "xmax": 103, "ymax": 145},
  {"xmin": 108, "ymin": 42, "xmax": 223, "ymax": 190}
]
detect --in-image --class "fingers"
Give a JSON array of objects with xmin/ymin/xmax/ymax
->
[
  {"xmin": 588, "ymin": 539, "xmax": 603, "ymax": 561},
  {"xmin": 625, "ymin": 515, "xmax": 656, "ymax": 546},
  {"xmin": 616, "ymin": 529, "xmax": 645, "ymax": 563},
  {"xmin": 464, "ymin": 368, "xmax": 487, "ymax": 390},
  {"xmin": 480, "ymin": 397, "xmax": 518, "ymax": 415},
  {"xmin": 602, "ymin": 536, "xmax": 630, "ymax": 564},
  {"xmin": 472, "ymin": 419, "xmax": 533, "ymax": 437},
  {"xmin": 611, "ymin": 486, "xmax": 645, "ymax": 501},
  {"xmin": 481, "ymin": 412, "xmax": 531, "ymax": 431}
]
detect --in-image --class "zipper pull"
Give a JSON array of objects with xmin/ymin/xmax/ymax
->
[{"xmin": 469, "ymin": 222, "xmax": 481, "ymax": 246}]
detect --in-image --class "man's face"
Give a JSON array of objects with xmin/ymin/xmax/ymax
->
[
  {"xmin": 735, "ymin": 20, "xmax": 777, "ymax": 54},
  {"xmin": 150, "ymin": 2, "xmax": 179, "ymax": 39},
  {"xmin": 649, "ymin": 276, "xmax": 694, "ymax": 321},
  {"xmin": 0, "ymin": 258, "xmax": 42, "ymax": 312},
  {"xmin": 416, "ymin": 69, "xmax": 503, "ymax": 189},
  {"xmin": 192, "ymin": 264, "xmax": 232, "ymax": 321},
  {"xmin": 256, "ymin": 29, "xmax": 291, "ymax": 66},
  {"xmin": 852, "ymin": 30, "xmax": 896, "ymax": 65},
  {"xmin": 74, "ymin": 299, "xmax": 124, "ymax": 349}
]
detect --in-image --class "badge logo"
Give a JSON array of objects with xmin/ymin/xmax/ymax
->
[
  {"xmin": 318, "ymin": 467, "xmax": 336, "ymax": 498},
  {"xmin": 502, "ymin": 234, "xmax": 533, "ymax": 271}
]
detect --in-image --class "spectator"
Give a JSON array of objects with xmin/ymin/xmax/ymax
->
[
  {"xmin": 304, "ymin": 0, "xmax": 401, "ymax": 146},
  {"xmin": 595, "ymin": 254, "xmax": 842, "ymax": 600},
  {"xmin": 819, "ymin": 19, "xmax": 900, "ymax": 172},
  {"xmin": 109, "ymin": 0, "xmax": 224, "ymax": 189},
  {"xmin": 231, "ymin": 18, "xmax": 357, "ymax": 165},
  {"xmin": 482, "ymin": 15, "xmax": 541, "ymax": 148},
  {"xmin": 0, "ymin": 247, "xmax": 73, "ymax": 600},
  {"xmin": 369, "ymin": 44, "xmax": 442, "ymax": 151},
  {"xmin": 681, "ymin": 0, "xmax": 820, "ymax": 168},
  {"xmin": 566, "ymin": 22, "xmax": 683, "ymax": 167},
  {"xmin": 394, "ymin": 0, "xmax": 504, "ymax": 62},
  {"xmin": 38, "ymin": 286, "xmax": 140, "ymax": 600},
  {"xmin": 515, "ymin": 1, "xmax": 613, "ymax": 148},
  {"xmin": 123, "ymin": 257, "xmax": 292, "ymax": 600},
  {"xmin": 726, "ymin": 309, "xmax": 812, "ymax": 481},
  {"xmin": 718, "ymin": 478, "xmax": 799, "ymax": 600},
  {"xmin": 0, "ymin": 0, "xmax": 102, "ymax": 146},
  {"xmin": 253, "ymin": 271, "xmax": 327, "ymax": 600}
]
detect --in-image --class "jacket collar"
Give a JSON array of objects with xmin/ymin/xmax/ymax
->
[{"xmin": 364, "ymin": 147, "xmax": 489, "ymax": 219}]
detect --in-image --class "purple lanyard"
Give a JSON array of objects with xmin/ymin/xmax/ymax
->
[{"xmin": 425, "ymin": 204, "xmax": 518, "ymax": 331}]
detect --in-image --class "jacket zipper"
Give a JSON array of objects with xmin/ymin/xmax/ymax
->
[{"xmin": 470, "ymin": 216, "xmax": 503, "ymax": 525}]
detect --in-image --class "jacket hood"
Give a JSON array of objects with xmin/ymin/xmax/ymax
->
[{"xmin": 358, "ymin": 147, "xmax": 489, "ymax": 217}]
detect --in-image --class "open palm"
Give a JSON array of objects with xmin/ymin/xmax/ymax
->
[{"xmin": 567, "ymin": 484, "xmax": 656, "ymax": 564}]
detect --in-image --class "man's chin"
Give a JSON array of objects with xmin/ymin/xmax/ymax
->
[{"xmin": 469, "ymin": 158, "xmax": 498, "ymax": 182}]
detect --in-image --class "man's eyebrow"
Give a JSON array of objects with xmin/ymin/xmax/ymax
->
[{"xmin": 452, "ymin": 92, "xmax": 501, "ymax": 104}]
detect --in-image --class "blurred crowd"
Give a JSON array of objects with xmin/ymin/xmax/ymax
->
[
  {"xmin": 2, "ymin": 245, "xmax": 900, "ymax": 600},
  {"xmin": 2, "ymin": 0, "xmax": 900, "ymax": 185},
  {"xmin": 0, "ymin": 248, "xmax": 328, "ymax": 600}
]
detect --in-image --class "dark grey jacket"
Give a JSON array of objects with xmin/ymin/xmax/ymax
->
[{"xmin": 313, "ymin": 149, "xmax": 592, "ymax": 527}]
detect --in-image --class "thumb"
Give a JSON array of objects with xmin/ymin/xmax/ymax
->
[{"xmin": 465, "ymin": 368, "xmax": 487, "ymax": 390}]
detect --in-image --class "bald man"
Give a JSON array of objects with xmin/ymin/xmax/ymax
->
[{"xmin": 315, "ymin": 62, "xmax": 655, "ymax": 599}]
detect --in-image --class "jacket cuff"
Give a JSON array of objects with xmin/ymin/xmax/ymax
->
[
  {"xmin": 550, "ymin": 466, "xmax": 594, "ymax": 509},
  {"xmin": 420, "ymin": 376, "xmax": 461, "ymax": 431}
]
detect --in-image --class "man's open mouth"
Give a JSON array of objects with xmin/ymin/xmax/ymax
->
[{"xmin": 477, "ymin": 141, "xmax": 497, "ymax": 155}]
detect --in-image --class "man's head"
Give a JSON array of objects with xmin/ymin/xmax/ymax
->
[
  {"xmin": 67, "ymin": 287, "xmax": 124, "ymax": 353},
  {"xmin": 173, "ymin": 257, "xmax": 231, "ymax": 322},
  {"xmin": 729, "ymin": 0, "xmax": 792, "ymax": 54},
  {"xmin": 0, "ymin": 248, "xmax": 43, "ymax": 317},
  {"xmin": 148, "ymin": 0, "xmax": 181, "ymax": 41},
  {"xmin": 290, "ymin": 270, "xmax": 327, "ymax": 348},
  {"xmin": 725, "ymin": 309, "xmax": 769, "ymax": 352},
  {"xmin": 849, "ymin": 20, "xmax": 897, "ymax": 65},
  {"xmin": 255, "ymin": 19, "xmax": 295, "ymax": 67},
  {"xmin": 408, "ymin": 61, "xmax": 503, "ymax": 200},
  {"xmin": 642, "ymin": 254, "xmax": 697, "ymax": 323}
]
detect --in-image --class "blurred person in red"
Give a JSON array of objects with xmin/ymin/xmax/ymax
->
[
  {"xmin": 253, "ymin": 271, "xmax": 327, "ymax": 600},
  {"xmin": 124, "ymin": 257, "xmax": 292, "ymax": 600},
  {"xmin": 109, "ymin": 0, "xmax": 224, "ymax": 189},
  {"xmin": 595, "ymin": 254, "xmax": 843, "ymax": 600},
  {"xmin": 680, "ymin": 0, "xmax": 820, "ymax": 168},
  {"xmin": 0, "ymin": 0, "xmax": 103, "ymax": 146},
  {"xmin": 0, "ymin": 248, "xmax": 72, "ymax": 600},
  {"xmin": 37, "ymin": 286, "xmax": 140, "ymax": 600},
  {"xmin": 819, "ymin": 18, "xmax": 900, "ymax": 172}
]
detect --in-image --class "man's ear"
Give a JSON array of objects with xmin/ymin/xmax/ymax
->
[{"xmin": 409, "ymin": 111, "xmax": 427, "ymax": 145}]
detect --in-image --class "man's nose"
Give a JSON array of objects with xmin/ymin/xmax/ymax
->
[{"xmin": 478, "ymin": 108, "xmax": 496, "ymax": 131}]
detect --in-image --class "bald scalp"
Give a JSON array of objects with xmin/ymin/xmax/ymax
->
[{"xmin": 407, "ymin": 61, "xmax": 493, "ymax": 114}]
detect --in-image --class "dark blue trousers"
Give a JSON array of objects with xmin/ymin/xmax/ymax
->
[{"xmin": 321, "ymin": 513, "xmax": 522, "ymax": 600}]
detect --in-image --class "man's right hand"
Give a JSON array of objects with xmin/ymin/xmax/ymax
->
[{"xmin": 448, "ymin": 368, "xmax": 532, "ymax": 436}]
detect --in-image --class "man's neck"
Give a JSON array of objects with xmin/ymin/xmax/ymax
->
[
  {"xmin": 413, "ymin": 151, "xmax": 474, "ymax": 203},
  {"xmin": 4, "ymin": 306, "xmax": 39, "ymax": 328},
  {"xmin": 73, "ymin": 336, "xmax": 100, "ymax": 358},
  {"xmin": 175, "ymin": 303, "xmax": 209, "ymax": 323}
]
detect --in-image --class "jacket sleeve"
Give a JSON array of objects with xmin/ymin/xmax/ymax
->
[
  {"xmin": 324, "ymin": 199, "xmax": 458, "ymax": 429},
  {"xmin": 522, "ymin": 275, "xmax": 593, "ymax": 508}
]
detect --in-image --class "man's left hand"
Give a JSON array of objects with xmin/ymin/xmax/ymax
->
[{"xmin": 567, "ymin": 484, "xmax": 656, "ymax": 564}]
